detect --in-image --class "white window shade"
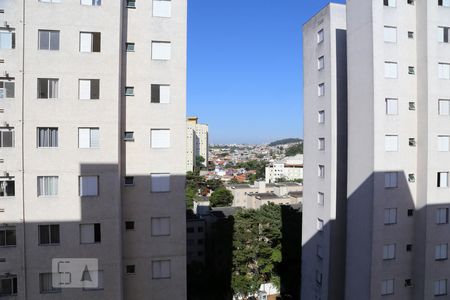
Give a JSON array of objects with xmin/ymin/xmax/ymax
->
[
  {"xmin": 151, "ymin": 129, "xmax": 170, "ymax": 148},
  {"xmin": 439, "ymin": 172, "xmax": 449, "ymax": 187},
  {"xmin": 386, "ymin": 98, "xmax": 398, "ymax": 115},
  {"xmin": 152, "ymin": 260, "xmax": 171, "ymax": 279},
  {"xmin": 385, "ymin": 172, "xmax": 398, "ymax": 188},
  {"xmin": 439, "ymin": 63, "xmax": 450, "ymax": 79},
  {"xmin": 151, "ymin": 217, "xmax": 171, "ymax": 236},
  {"xmin": 153, "ymin": 0, "xmax": 171, "ymax": 17},
  {"xmin": 385, "ymin": 135, "xmax": 398, "ymax": 151},
  {"xmin": 79, "ymin": 128, "xmax": 91, "ymax": 148},
  {"xmin": 0, "ymin": 31, "xmax": 12, "ymax": 49},
  {"xmin": 439, "ymin": 27, "xmax": 445, "ymax": 43},
  {"xmin": 438, "ymin": 136, "xmax": 450, "ymax": 151},
  {"xmin": 160, "ymin": 85, "xmax": 170, "ymax": 103},
  {"xmin": 385, "ymin": 62, "xmax": 398, "ymax": 78},
  {"xmin": 439, "ymin": 100, "xmax": 450, "ymax": 115},
  {"xmin": 90, "ymin": 128, "xmax": 100, "ymax": 148},
  {"xmin": 80, "ymin": 33, "xmax": 92, "ymax": 52},
  {"xmin": 152, "ymin": 41, "xmax": 171, "ymax": 60},
  {"xmin": 80, "ymin": 224, "xmax": 95, "ymax": 243},
  {"xmin": 79, "ymin": 80, "xmax": 91, "ymax": 100},
  {"xmin": 384, "ymin": 26, "xmax": 397, "ymax": 43},
  {"xmin": 151, "ymin": 173, "xmax": 170, "ymax": 192},
  {"xmin": 79, "ymin": 176, "xmax": 98, "ymax": 196}
]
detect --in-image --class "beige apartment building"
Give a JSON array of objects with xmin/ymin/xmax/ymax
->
[
  {"xmin": 186, "ymin": 117, "xmax": 208, "ymax": 172},
  {"xmin": 303, "ymin": 1, "xmax": 450, "ymax": 300},
  {"xmin": 0, "ymin": 0, "xmax": 187, "ymax": 299}
]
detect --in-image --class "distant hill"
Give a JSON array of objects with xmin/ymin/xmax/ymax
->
[{"xmin": 269, "ymin": 138, "xmax": 303, "ymax": 146}]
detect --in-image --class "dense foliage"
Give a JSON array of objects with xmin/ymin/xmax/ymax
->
[
  {"xmin": 269, "ymin": 138, "xmax": 302, "ymax": 146},
  {"xmin": 285, "ymin": 143, "xmax": 303, "ymax": 156},
  {"xmin": 209, "ymin": 188, "xmax": 234, "ymax": 207}
]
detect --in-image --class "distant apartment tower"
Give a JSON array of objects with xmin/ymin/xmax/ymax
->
[
  {"xmin": 0, "ymin": 1, "xmax": 187, "ymax": 299},
  {"xmin": 186, "ymin": 117, "xmax": 209, "ymax": 172},
  {"xmin": 303, "ymin": 1, "xmax": 450, "ymax": 300}
]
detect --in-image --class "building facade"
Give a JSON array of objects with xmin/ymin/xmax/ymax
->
[
  {"xmin": 186, "ymin": 117, "xmax": 208, "ymax": 172},
  {"xmin": 0, "ymin": 1, "xmax": 187, "ymax": 299},
  {"xmin": 303, "ymin": 1, "xmax": 450, "ymax": 300},
  {"xmin": 265, "ymin": 154, "xmax": 303, "ymax": 183}
]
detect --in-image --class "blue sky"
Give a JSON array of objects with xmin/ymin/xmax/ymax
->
[{"xmin": 187, "ymin": 0, "xmax": 345, "ymax": 144}]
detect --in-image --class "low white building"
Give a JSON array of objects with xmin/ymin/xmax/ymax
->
[{"xmin": 265, "ymin": 154, "xmax": 303, "ymax": 183}]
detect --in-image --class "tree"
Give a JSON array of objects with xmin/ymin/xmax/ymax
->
[
  {"xmin": 285, "ymin": 143, "xmax": 303, "ymax": 156},
  {"xmin": 195, "ymin": 155, "xmax": 206, "ymax": 171},
  {"xmin": 209, "ymin": 188, "xmax": 234, "ymax": 207}
]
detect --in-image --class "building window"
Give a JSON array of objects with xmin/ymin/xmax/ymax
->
[
  {"xmin": 151, "ymin": 217, "xmax": 171, "ymax": 236},
  {"xmin": 124, "ymin": 176, "xmax": 135, "ymax": 186},
  {"xmin": 317, "ymin": 29, "xmax": 324, "ymax": 44},
  {"xmin": 318, "ymin": 138, "xmax": 325, "ymax": 150},
  {"xmin": 127, "ymin": 0, "xmax": 136, "ymax": 8},
  {"xmin": 409, "ymin": 138, "xmax": 417, "ymax": 147},
  {"xmin": 435, "ymin": 279, "xmax": 448, "ymax": 296},
  {"xmin": 318, "ymin": 110, "xmax": 325, "ymax": 124},
  {"xmin": 79, "ymin": 79, "xmax": 100, "ymax": 100},
  {"xmin": 384, "ymin": 0, "xmax": 396, "ymax": 6},
  {"xmin": 385, "ymin": 172, "xmax": 398, "ymax": 188},
  {"xmin": 317, "ymin": 56, "xmax": 324, "ymax": 70},
  {"xmin": 384, "ymin": 208, "xmax": 397, "ymax": 225},
  {"xmin": 0, "ymin": 226, "xmax": 16, "ymax": 247},
  {"xmin": 385, "ymin": 135, "xmax": 398, "ymax": 152},
  {"xmin": 439, "ymin": 63, "xmax": 450, "ymax": 79},
  {"xmin": 408, "ymin": 31, "xmax": 414, "ymax": 39},
  {"xmin": 79, "ymin": 32, "xmax": 101, "ymax": 52},
  {"xmin": 126, "ymin": 265, "xmax": 135, "ymax": 274},
  {"xmin": 436, "ymin": 208, "xmax": 449, "ymax": 224},
  {"xmin": 386, "ymin": 98, "xmax": 398, "ymax": 115},
  {"xmin": 408, "ymin": 209, "xmax": 414, "ymax": 216},
  {"xmin": 438, "ymin": 27, "xmax": 449, "ymax": 43},
  {"xmin": 381, "ymin": 279, "xmax": 394, "ymax": 295},
  {"xmin": 153, "ymin": 0, "xmax": 171, "ymax": 17},
  {"xmin": 318, "ymin": 83, "xmax": 325, "ymax": 96},
  {"xmin": 126, "ymin": 42, "xmax": 135, "ymax": 52},
  {"xmin": 39, "ymin": 273, "xmax": 61, "ymax": 293},
  {"xmin": 0, "ymin": 80, "xmax": 15, "ymax": 98},
  {"xmin": 439, "ymin": 99, "xmax": 450, "ymax": 115},
  {"xmin": 151, "ymin": 84, "xmax": 170, "ymax": 103},
  {"xmin": 39, "ymin": 0, "xmax": 62, "ymax": 3},
  {"xmin": 406, "ymin": 244, "xmax": 413, "ymax": 252},
  {"xmin": 151, "ymin": 129, "xmax": 171, "ymax": 148},
  {"xmin": 150, "ymin": 173, "xmax": 170, "ymax": 192},
  {"xmin": 39, "ymin": 224, "xmax": 60, "ymax": 245},
  {"xmin": 436, "ymin": 244, "xmax": 448, "ymax": 260},
  {"xmin": 37, "ymin": 176, "xmax": 58, "ymax": 196},
  {"xmin": 318, "ymin": 165, "xmax": 325, "ymax": 178},
  {"xmin": 407, "ymin": 0, "xmax": 415, "ymax": 4},
  {"xmin": 37, "ymin": 78, "xmax": 59, "ymax": 99},
  {"xmin": 316, "ymin": 245, "xmax": 323, "ymax": 259},
  {"xmin": 125, "ymin": 221, "xmax": 135, "ymax": 230},
  {"xmin": 81, "ymin": 0, "xmax": 101, "ymax": 6},
  {"xmin": 409, "ymin": 102, "xmax": 416, "ymax": 110},
  {"xmin": 152, "ymin": 260, "xmax": 171, "ymax": 279},
  {"xmin": 0, "ymin": 30, "xmax": 15, "ymax": 49},
  {"xmin": 317, "ymin": 192, "xmax": 324, "ymax": 205},
  {"xmin": 124, "ymin": 131, "xmax": 134, "ymax": 141},
  {"xmin": 37, "ymin": 128, "xmax": 58, "ymax": 148},
  {"xmin": 408, "ymin": 66, "xmax": 415, "ymax": 75},
  {"xmin": 317, "ymin": 218, "xmax": 324, "ymax": 231},
  {"xmin": 439, "ymin": 0, "xmax": 450, "ymax": 7},
  {"xmin": 438, "ymin": 172, "xmax": 449, "ymax": 188},
  {"xmin": 80, "ymin": 223, "xmax": 101, "ymax": 244},
  {"xmin": 38, "ymin": 30, "xmax": 59, "ymax": 50},
  {"xmin": 125, "ymin": 86, "xmax": 134, "ymax": 96},
  {"xmin": 315, "ymin": 270, "xmax": 323, "ymax": 286},
  {"xmin": 79, "ymin": 176, "xmax": 99, "ymax": 197},
  {"xmin": 0, "ymin": 178, "xmax": 15, "ymax": 197},
  {"xmin": 0, "ymin": 128, "xmax": 14, "ymax": 147},
  {"xmin": 382, "ymin": 244, "xmax": 396, "ymax": 260},
  {"xmin": 438, "ymin": 136, "xmax": 450, "ymax": 151},
  {"xmin": 152, "ymin": 41, "xmax": 171, "ymax": 60},
  {"xmin": 385, "ymin": 62, "xmax": 398, "ymax": 78},
  {"xmin": 78, "ymin": 128, "xmax": 100, "ymax": 148},
  {"xmin": 383, "ymin": 26, "xmax": 397, "ymax": 43},
  {"xmin": 0, "ymin": 276, "xmax": 17, "ymax": 296}
]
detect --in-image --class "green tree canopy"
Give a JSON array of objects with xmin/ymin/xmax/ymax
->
[{"xmin": 209, "ymin": 188, "xmax": 234, "ymax": 207}]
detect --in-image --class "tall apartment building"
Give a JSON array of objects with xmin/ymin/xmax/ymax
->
[
  {"xmin": 186, "ymin": 117, "xmax": 208, "ymax": 172},
  {"xmin": 0, "ymin": 1, "xmax": 187, "ymax": 299},
  {"xmin": 303, "ymin": 1, "xmax": 450, "ymax": 299}
]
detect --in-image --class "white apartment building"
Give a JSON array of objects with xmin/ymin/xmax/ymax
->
[
  {"xmin": 303, "ymin": 1, "xmax": 450, "ymax": 300},
  {"xmin": 0, "ymin": 1, "xmax": 187, "ymax": 299},
  {"xmin": 265, "ymin": 154, "xmax": 303, "ymax": 183},
  {"xmin": 186, "ymin": 116, "xmax": 208, "ymax": 172}
]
